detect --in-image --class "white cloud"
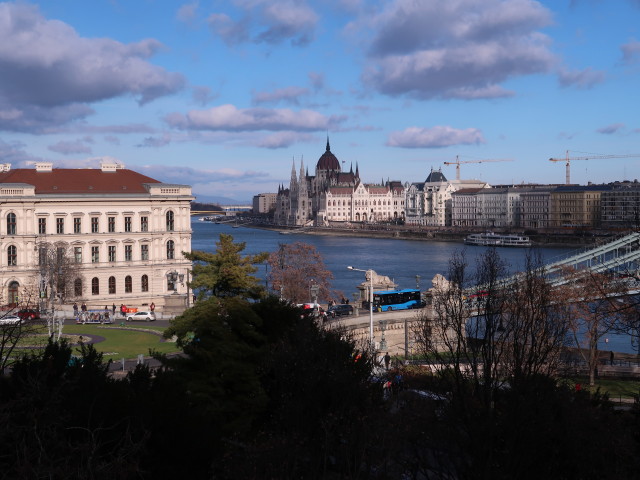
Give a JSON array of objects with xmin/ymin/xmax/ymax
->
[
  {"xmin": 621, "ymin": 40, "xmax": 640, "ymax": 64},
  {"xmin": 48, "ymin": 139, "xmax": 93, "ymax": 154},
  {"xmin": 597, "ymin": 123, "xmax": 625, "ymax": 135},
  {"xmin": 558, "ymin": 67, "xmax": 605, "ymax": 89},
  {"xmin": 387, "ymin": 126, "xmax": 485, "ymax": 148},
  {"xmin": 252, "ymin": 86, "xmax": 310, "ymax": 105},
  {"xmin": 207, "ymin": 0, "xmax": 318, "ymax": 46},
  {"xmin": 353, "ymin": 0, "xmax": 556, "ymax": 100},
  {"xmin": 0, "ymin": 3, "xmax": 185, "ymax": 133},
  {"xmin": 166, "ymin": 104, "xmax": 338, "ymax": 132}
]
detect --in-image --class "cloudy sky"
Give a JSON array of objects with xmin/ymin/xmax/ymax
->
[{"xmin": 1, "ymin": 0, "xmax": 640, "ymax": 201}]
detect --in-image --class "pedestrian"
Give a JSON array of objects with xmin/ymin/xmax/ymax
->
[
  {"xmin": 73, "ymin": 302, "xmax": 78, "ymax": 315},
  {"xmin": 384, "ymin": 352, "xmax": 391, "ymax": 370},
  {"xmin": 112, "ymin": 303, "xmax": 116, "ymax": 315},
  {"xmin": 150, "ymin": 302, "xmax": 155, "ymax": 312},
  {"xmin": 81, "ymin": 302, "xmax": 87, "ymax": 312},
  {"xmin": 610, "ymin": 351, "xmax": 615, "ymax": 365}
]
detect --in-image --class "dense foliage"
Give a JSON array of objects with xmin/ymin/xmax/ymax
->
[{"xmin": 2, "ymin": 238, "xmax": 639, "ymax": 478}]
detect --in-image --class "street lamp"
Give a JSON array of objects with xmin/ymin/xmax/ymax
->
[
  {"xmin": 166, "ymin": 270, "xmax": 179, "ymax": 293},
  {"xmin": 347, "ymin": 266, "xmax": 374, "ymax": 345}
]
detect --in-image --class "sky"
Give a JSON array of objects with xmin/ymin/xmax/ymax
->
[{"xmin": 1, "ymin": 0, "xmax": 640, "ymax": 203}]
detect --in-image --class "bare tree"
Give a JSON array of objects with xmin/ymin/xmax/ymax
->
[
  {"xmin": 0, "ymin": 288, "xmax": 46, "ymax": 373},
  {"xmin": 415, "ymin": 249, "xmax": 570, "ymax": 406},
  {"xmin": 36, "ymin": 242, "xmax": 83, "ymax": 341},
  {"xmin": 267, "ymin": 242, "xmax": 337, "ymax": 304},
  {"xmin": 558, "ymin": 267, "xmax": 627, "ymax": 386}
]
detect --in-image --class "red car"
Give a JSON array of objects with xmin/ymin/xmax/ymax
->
[{"xmin": 17, "ymin": 308, "xmax": 40, "ymax": 321}]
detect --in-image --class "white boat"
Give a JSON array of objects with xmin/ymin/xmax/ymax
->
[{"xmin": 464, "ymin": 232, "xmax": 532, "ymax": 247}]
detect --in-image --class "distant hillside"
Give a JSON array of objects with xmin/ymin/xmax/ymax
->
[
  {"xmin": 191, "ymin": 202, "xmax": 224, "ymax": 212},
  {"xmin": 194, "ymin": 194, "xmax": 251, "ymax": 205}
]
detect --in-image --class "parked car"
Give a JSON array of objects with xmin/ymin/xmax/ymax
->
[
  {"xmin": 17, "ymin": 308, "xmax": 40, "ymax": 321},
  {"xmin": 126, "ymin": 311, "xmax": 156, "ymax": 322},
  {"xmin": 327, "ymin": 304, "xmax": 354, "ymax": 318},
  {"xmin": 0, "ymin": 315, "xmax": 23, "ymax": 326}
]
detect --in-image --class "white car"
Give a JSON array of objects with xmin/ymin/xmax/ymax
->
[
  {"xmin": 126, "ymin": 311, "xmax": 156, "ymax": 322},
  {"xmin": 0, "ymin": 315, "xmax": 23, "ymax": 326}
]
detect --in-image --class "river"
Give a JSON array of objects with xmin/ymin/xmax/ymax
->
[{"xmin": 191, "ymin": 219, "xmax": 639, "ymax": 355}]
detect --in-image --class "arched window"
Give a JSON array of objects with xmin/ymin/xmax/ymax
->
[
  {"xmin": 6, "ymin": 213, "xmax": 16, "ymax": 235},
  {"xmin": 91, "ymin": 277, "xmax": 99, "ymax": 295},
  {"xmin": 167, "ymin": 240, "xmax": 175, "ymax": 259},
  {"xmin": 74, "ymin": 278, "xmax": 83, "ymax": 297},
  {"xmin": 125, "ymin": 275, "xmax": 132, "ymax": 293},
  {"xmin": 7, "ymin": 245, "xmax": 16, "ymax": 266},
  {"xmin": 166, "ymin": 210, "xmax": 174, "ymax": 231},
  {"xmin": 108, "ymin": 276, "xmax": 116, "ymax": 294},
  {"xmin": 8, "ymin": 281, "xmax": 19, "ymax": 306},
  {"xmin": 141, "ymin": 274, "xmax": 149, "ymax": 292}
]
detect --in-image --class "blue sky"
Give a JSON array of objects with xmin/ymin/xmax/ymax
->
[{"xmin": 1, "ymin": 0, "xmax": 640, "ymax": 202}]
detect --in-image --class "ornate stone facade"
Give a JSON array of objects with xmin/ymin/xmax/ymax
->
[{"xmin": 0, "ymin": 162, "xmax": 192, "ymax": 311}]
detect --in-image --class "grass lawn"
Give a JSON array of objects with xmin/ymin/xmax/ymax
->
[
  {"xmin": 63, "ymin": 324, "xmax": 181, "ymax": 360},
  {"xmin": 561, "ymin": 376, "xmax": 640, "ymax": 401}
]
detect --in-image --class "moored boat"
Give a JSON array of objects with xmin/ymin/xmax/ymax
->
[{"xmin": 464, "ymin": 232, "xmax": 532, "ymax": 247}]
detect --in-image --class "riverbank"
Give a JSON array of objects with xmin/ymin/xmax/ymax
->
[{"xmin": 245, "ymin": 222, "xmax": 612, "ymax": 247}]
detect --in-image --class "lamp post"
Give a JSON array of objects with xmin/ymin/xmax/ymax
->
[
  {"xmin": 347, "ymin": 266, "xmax": 374, "ymax": 345},
  {"xmin": 166, "ymin": 270, "xmax": 179, "ymax": 293}
]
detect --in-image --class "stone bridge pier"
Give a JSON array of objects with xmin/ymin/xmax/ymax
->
[{"xmin": 325, "ymin": 308, "xmax": 431, "ymax": 358}]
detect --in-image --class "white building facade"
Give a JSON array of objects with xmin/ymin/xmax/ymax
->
[
  {"xmin": 0, "ymin": 163, "xmax": 192, "ymax": 311},
  {"xmin": 405, "ymin": 169, "xmax": 489, "ymax": 226}
]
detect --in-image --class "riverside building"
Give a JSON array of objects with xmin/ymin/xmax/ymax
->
[
  {"xmin": 274, "ymin": 139, "xmax": 405, "ymax": 225},
  {"xmin": 0, "ymin": 162, "xmax": 192, "ymax": 312}
]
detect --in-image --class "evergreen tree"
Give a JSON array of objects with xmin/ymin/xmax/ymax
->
[{"xmin": 186, "ymin": 233, "xmax": 268, "ymax": 300}]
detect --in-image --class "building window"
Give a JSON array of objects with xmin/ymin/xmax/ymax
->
[
  {"xmin": 166, "ymin": 240, "xmax": 175, "ymax": 259},
  {"xmin": 91, "ymin": 277, "xmax": 99, "ymax": 295},
  {"xmin": 124, "ymin": 244, "xmax": 132, "ymax": 261},
  {"xmin": 141, "ymin": 244, "xmax": 149, "ymax": 260},
  {"xmin": 108, "ymin": 276, "xmax": 116, "ymax": 294},
  {"xmin": 125, "ymin": 275, "xmax": 132, "ymax": 293},
  {"xmin": 6, "ymin": 213, "xmax": 16, "ymax": 235},
  {"xmin": 74, "ymin": 217, "xmax": 81, "ymax": 233},
  {"xmin": 108, "ymin": 216, "xmax": 115, "ymax": 233},
  {"xmin": 38, "ymin": 247, "xmax": 47, "ymax": 265},
  {"xmin": 74, "ymin": 278, "xmax": 83, "ymax": 297},
  {"xmin": 91, "ymin": 217, "xmax": 99, "ymax": 233},
  {"xmin": 166, "ymin": 211, "xmax": 174, "ymax": 231},
  {"xmin": 7, "ymin": 245, "xmax": 17, "ymax": 266},
  {"xmin": 108, "ymin": 245, "xmax": 116, "ymax": 262},
  {"xmin": 91, "ymin": 246, "xmax": 99, "ymax": 263},
  {"xmin": 124, "ymin": 216, "xmax": 132, "ymax": 232},
  {"xmin": 38, "ymin": 218, "xmax": 47, "ymax": 234},
  {"xmin": 141, "ymin": 216, "xmax": 148, "ymax": 232},
  {"xmin": 74, "ymin": 247, "xmax": 82, "ymax": 263},
  {"xmin": 56, "ymin": 217, "xmax": 64, "ymax": 234},
  {"xmin": 141, "ymin": 274, "xmax": 149, "ymax": 292}
]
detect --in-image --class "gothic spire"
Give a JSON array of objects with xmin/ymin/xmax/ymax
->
[{"xmin": 326, "ymin": 134, "xmax": 330, "ymax": 152}]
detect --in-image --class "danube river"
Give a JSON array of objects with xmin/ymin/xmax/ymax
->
[
  {"xmin": 191, "ymin": 219, "xmax": 577, "ymax": 299},
  {"xmin": 191, "ymin": 219, "xmax": 640, "ymax": 354}
]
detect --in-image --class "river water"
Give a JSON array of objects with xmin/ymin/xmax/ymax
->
[{"xmin": 191, "ymin": 219, "xmax": 639, "ymax": 354}]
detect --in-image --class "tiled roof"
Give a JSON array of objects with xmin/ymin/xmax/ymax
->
[{"xmin": 0, "ymin": 168, "xmax": 161, "ymax": 194}]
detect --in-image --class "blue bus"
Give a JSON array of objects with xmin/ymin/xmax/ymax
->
[{"xmin": 363, "ymin": 289, "xmax": 424, "ymax": 311}]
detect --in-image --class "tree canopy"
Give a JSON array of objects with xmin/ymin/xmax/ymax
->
[
  {"xmin": 267, "ymin": 241, "xmax": 336, "ymax": 303},
  {"xmin": 186, "ymin": 233, "xmax": 268, "ymax": 299}
]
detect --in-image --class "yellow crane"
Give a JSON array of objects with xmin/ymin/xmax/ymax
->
[
  {"xmin": 443, "ymin": 156, "xmax": 513, "ymax": 181},
  {"xmin": 549, "ymin": 151, "xmax": 640, "ymax": 185}
]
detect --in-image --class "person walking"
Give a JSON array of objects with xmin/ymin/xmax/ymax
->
[
  {"xmin": 384, "ymin": 352, "xmax": 391, "ymax": 370},
  {"xmin": 150, "ymin": 302, "xmax": 155, "ymax": 312}
]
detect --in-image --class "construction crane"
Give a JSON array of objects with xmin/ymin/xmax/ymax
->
[
  {"xmin": 548, "ymin": 151, "xmax": 640, "ymax": 185},
  {"xmin": 443, "ymin": 156, "xmax": 513, "ymax": 181}
]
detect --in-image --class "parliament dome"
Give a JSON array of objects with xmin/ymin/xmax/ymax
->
[{"xmin": 316, "ymin": 139, "xmax": 340, "ymax": 171}]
